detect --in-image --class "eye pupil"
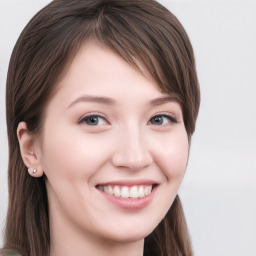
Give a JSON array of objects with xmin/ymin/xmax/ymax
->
[
  {"xmin": 86, "ymin": 116, "xmax": 98, "ymax": 125},
  {"xmin": 151, "ymin": 116, "xmax": 163, "ymax": 125}
]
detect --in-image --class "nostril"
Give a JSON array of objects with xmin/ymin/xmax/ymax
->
[{"xmin": 112, "ymin": 153, "xmax": 153, "ymax": 171}]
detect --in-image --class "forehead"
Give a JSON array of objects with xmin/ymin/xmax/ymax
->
[
  {"xmin": 45, "ymin": 41, "xmax": 181, "ymax": 111},
  {"xmin": 55, "ymin": 41, "xmax": 160, "ymax": 96}
]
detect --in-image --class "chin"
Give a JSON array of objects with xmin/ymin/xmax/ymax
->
[{"xmin": 101, "ymin": 223, "xmax": 156, "ymax": 243}]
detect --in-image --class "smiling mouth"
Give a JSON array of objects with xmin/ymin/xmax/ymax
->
[{"xmin": 96, "ymin": 185, "xmax": 154, "ymax": 199}]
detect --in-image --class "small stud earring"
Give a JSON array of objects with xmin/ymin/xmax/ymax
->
[{"xmin": 28, "ymin": 168, "xmax": 37, "ymax": 176}]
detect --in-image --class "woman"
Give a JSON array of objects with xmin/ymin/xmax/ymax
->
[{"xmin": 2, "ymin": 0, "xmax": 200, "ymax": 255}]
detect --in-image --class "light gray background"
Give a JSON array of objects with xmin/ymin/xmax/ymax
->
[{"xmin": 0, "ymin": 1, "xmax": 255, "ymax": 255}]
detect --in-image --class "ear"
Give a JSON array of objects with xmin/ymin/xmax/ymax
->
[{"xmin": 17, "ymin": 122, "xmax": 44, "ymax": 177}]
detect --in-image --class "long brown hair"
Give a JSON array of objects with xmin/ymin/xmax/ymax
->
[{"xmin": 4, "ymin": 0, "xmax": 200, "ymax": 255}]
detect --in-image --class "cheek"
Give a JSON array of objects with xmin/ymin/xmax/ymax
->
[
  {"xmin": 153, "ymin": 128, "xmax": 189, "ymax": 180},
  {"xmin": 145, "ymin": 128, "xmax": 188, "ymax": 229},
  {"xmin": 40, "ymin": 126, "xmax": 110, "ymax": 182}
]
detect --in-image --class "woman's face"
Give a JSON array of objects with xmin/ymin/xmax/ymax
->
[{"xmin": 36, "ymin": 42, "xmax": 189, "ymax": 242}]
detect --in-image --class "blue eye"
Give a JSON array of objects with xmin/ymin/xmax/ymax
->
[
  {"xmin": 149, "ymin": 114, "xmax": 177, "ymax": 125},
  {"xmin": 79, "ymin": 115, "xmax": 107, "ymax": 126}
]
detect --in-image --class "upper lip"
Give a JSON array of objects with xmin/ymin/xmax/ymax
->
[{"xmin": 96, "ymin": 179, "xmax": 159, "ymax": 186}]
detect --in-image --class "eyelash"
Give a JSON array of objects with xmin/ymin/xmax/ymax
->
[
  {"xmin": 78, "ymin": 114, "xmax": 107, "ymax": 126},
  {"xmin": 149, "ymin": 114, "xmax": 178, "ymax": 125},
  {"xmin": 78, "ymin": 113, "xmax": 178, "ymax": 126}
]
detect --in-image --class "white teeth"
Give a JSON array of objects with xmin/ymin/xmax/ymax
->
[
  {"xmin": 99, "ymin": 185, "xmax": 153, "ymax": 199},
  {"xmin": 138, "ymin": 185, "xmax": 145, "ymax": 198},
  {"xmin": 121, "ymin": 186, "xmax": 129, "ymax": 198},
  {"xmin": 113, "ymin": 186, "xmax": 121, "ymax": 197},
  {"xmin": 145, "ymin": 186, "xmax": 152, "ymax": 196},
  {"xmin": 130, "ymin": 186, "xmax": 139, "ymax": 198},
  {"xmin": 108, "ymin": 185, "xmax": 114, "ymax": 195}
]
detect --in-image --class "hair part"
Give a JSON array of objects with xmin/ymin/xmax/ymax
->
[{"xmin": 4, "ymin": 0, "xmax": 199, "ymax": 255}]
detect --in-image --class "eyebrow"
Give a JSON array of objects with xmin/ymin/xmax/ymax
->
[
  {"xmin": 149, "ymin": 96, "xmax": 178, "ymax": 106},
  {"xmin": 67, "ymin": 95, "xmax": 177, "ymax": 109},
  {"xmin": 68, "ymin": 95, "xmax": 115, "ymax": 109}
]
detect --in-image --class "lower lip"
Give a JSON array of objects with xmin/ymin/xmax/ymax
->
[{"xmin": 97, "ymin": 186, "xmax": 156, "ymax": 210}]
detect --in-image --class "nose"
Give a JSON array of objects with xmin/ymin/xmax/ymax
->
[{"xmin": 111, "ymin": 125, "xmax": 153, "ymax": 171}]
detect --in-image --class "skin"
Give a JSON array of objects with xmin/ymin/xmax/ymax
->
[{"xmin": 17, "ymin": 42, "xmax": 189, "ymax": 256}]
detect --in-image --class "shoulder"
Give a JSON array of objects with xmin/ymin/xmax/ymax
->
[{"xmin": 0, "ymin": 249, "xmax": 22, "ymax": 256}]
